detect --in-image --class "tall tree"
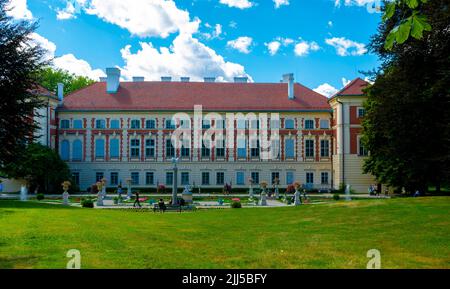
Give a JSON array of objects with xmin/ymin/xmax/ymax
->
[
  {"xmin": 38, "ymin": 67, "xmax": 95, "ymax": 96},
  {"xmin": 0, "ymin": 0, "xmax": 48, "ymax": 171},
  {"xmin": 362, "ymin": 0, "xmax": 450, "ymax": 193}
]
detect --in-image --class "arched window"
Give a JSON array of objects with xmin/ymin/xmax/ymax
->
[
  {"xmin": 72, "ymin": 140, "xmax": 83, "ymax": 161},
  {"xmin": 60, "ymin": 140, "xmax": 70, "ymax": 161},
  {"xmin": 95, "ymin": 139, "xmax": 105, "ymax": 159},
  {"xmin": 110, "ymin": 139, "xmax": 120, "ymax": 159}
]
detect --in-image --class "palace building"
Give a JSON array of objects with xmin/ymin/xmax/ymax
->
[{"xmin": 1, "ymin": 68, "xmax": 375, "ymax": 193}]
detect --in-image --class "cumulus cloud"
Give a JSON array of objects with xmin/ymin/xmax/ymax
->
[
  {"xmin": 56, "ymin": 1, "xmax": 77, "ymax": 20},
  {"xmin": 54, "ymin": 54, "xmax": 105, "ymax": 79},
  {"xmin": 6, "ymin": 0, "xmax": 32, "ymax": 19},
  {"xmin": 29, "ymin": 33, "xmax": 57, "ymax": 61},
  {"xmin": 120, "ymin": 34, "xmax": 251, "ymax": 82},
  {"xmin": 314, "ymin": 83, "xmax": 339, "ymax": 98},
  {"xmin": 219, "ymin": 0, "xmax": 254, "ymax": 9},
  {"xmin": 274, "ymin": 0, "xmax": 289, "ymax": 8},
  {"xmin": 294, "ymin": 40, "xmax": 320, "ymax": 57},
  {"xmin": 325, "ymin": 37, "xmax": 367, "ymax": 56},
  {"xmin": 265, "ymin": 41, "xmax": 281, "ymax": 56},
  {"xmin": 227, "ymin": 36, "xmax": 253, "ymax": 54},
  {"xmin": 58, "ymin": 0, "xmax": 199, "ymax": 38},
  {"xmin": 202, "ymin": 23, "xmax": 223, "ymax": 40},
  {"xmin": 342, "ymin": 77, "xmax": 351, "ymax": 87},
  {"xmin": 335, "ymin": 0, "xmax": 379, "ymax": 7}
]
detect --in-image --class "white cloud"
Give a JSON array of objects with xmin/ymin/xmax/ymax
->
[
  {"xmin": 120, "ymin": 33, "xmax": 251, "ymax": 82},
  {"xmin": 29, "ymin": 33, "xmax": 57, "ymax": 61},
  {"xmin": 325, "ymin": 37, "xmax": 367, "ymax": 56},
  {"xmin": 202, "ymin": 23, "xmax": 223, "ymax": 40},
  {"xmin": 294, "ymin": 40, "xmax": 320, "ymax": 57},
  {"xmin": 328, "ymin": 21, "xmax": 333, "ymax": 27},
  {"xmin": 6, "ymin": 0, "xmax": 32, "ymax": 19},
  {"xmin": 342, "ymin": 77, "xmax": 351, "ymax": 87},
  {"xmin": 56, "ymin": 2, "xmax": 77, "ymax": 20},
  {"xmin": 335, "ymin": 0, "xmax": 378, "ymax": 7},
  {"xmin": 53, "ymin": 54, "xmax": 105, "ymax": 80},
  {"xmin": 219, "ymin": 0, "xmax": 253, "ymax": 9},
  {"xmin": 227, "ymin": 36, "xmax": 253, "ymax": 54},
  {"xmin": 59, "ymin": 0, "xmax": 199, "ymax": 38},
  {"xmin": 314, "ymin": 83, "xmax": 339, "ymax": 98},
  {"xmin": 265, "ymin": 41, "xmax": 281, "ymax": 56},
  {"xmin": 274, "ymin": 0, "xmax": 289, "ymax": 8}
]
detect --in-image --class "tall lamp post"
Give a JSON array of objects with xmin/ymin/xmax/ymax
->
[{"xmin": 172, "ymin": 157, "xmax": 179, "ymax": 205}]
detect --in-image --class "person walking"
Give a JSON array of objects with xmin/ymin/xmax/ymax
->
[
  {"xmin": 133, "ymin": 191, "xmax": 142, "ymax": 208},
  {"xmin": 158, "ymin": 198, "xmax": 166, "ymax": 213}
]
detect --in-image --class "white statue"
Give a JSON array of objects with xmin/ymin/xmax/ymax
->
[
  {"xmin": 96, "ymin": 191, "xmax": 103, "ymax": 206},
  {"xmin": 20, "ymin": 185, "xmax": 28, "ymax": 201},
  {"xmin": 248, "ymin": 178, "xmax": 254, "ymax": 198},
  {"xmin": 294, "ymin": 190, "xmax": 302, "ymax": 206},
  {"xmin": 260, "ymin": 191, "xmax": 267, "ymax": 206},
  {"xmin": 345, "ymin": 184, "xmax": 352, "ymax": 201},
  {"xmin": 63, "ymin": 191, "xmax": 70, "ymax": 206}
]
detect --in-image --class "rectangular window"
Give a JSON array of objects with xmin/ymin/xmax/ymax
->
[
  {"xmin": 216, "ymin": 139, "xmax": 225, "ymax": 158},
  {"xmin": 146, "ymin": 119, "xmax": 156, "ymax": 129},
  {"xmin": 215, "ymin": 119, "xmax": 225, "ymax": 129},
  {"xmin": 285, "ymin": 139, "xmax": 295, "ymax": 159},
  {"xmin": 321, "ymin": 172, "xmax": 329, "ymax": 185},
  {"xmin": 181, "ymin": 141, "xmax": 190, "ymax": 158},
  {"xmin": 285, "ymin": 119, "xmax": 295, "ymax": 129},
  {"xmin": 166, "ymin": 139, "xmax": 175, "ymax": 158},
  {"xmin": 236, "ymin": 172, "xmax": 245, "ymax": 185},
  {"xmin": 250, "ymin": 139, "xmax": 260, "ymax": 158},
  {"xmin": 110, "ymin": 139, "xmax": 120, "ymax": 159},
  {"xmin": 251, "ymin": 172, "xmax": 260, "ymax": 184},
  {"xmin": 96, "ymin": 172, "xmax": 104, "ymax": 183},
  {"xmin": 166, "ymin": 172, "xmax": 174, "ymax": 185},
  {"xmin": 359, "ymin": 138, "xmax": 369, "ymax": 156},
  {"xmin": 237, "ymin": 138, "xmax": 246, "ymax": 159},
  {"xmin": 201, "ymin": 141, "xmax": 210, "ymax": 158},
  {"xmin": 306, "ymin": 172, "xmax": 314, "ymax": 185},
  {"xmin": 130, "ymin": 139, "xmax": 140, "ymax": 158},
  {"xmin": 321, "ymin": 140, "xmax": 330, "ymax": 157},
  {"xmin": 202, "ymin": 172, "xmax": 210, "ymax": 185},
  {"xmin": 131, "ymin": 172, "xmax": 139, "ymax": 185},
  {"xmin": 110, "ymin": 119, "xmax": 120, "ymax": 129},
  {"xmin": 271, "ymin": 172, "xmax": 280, "ymax": 184},
  {"xmin": 320, "ymin": 119, "xmax": 330, "ymax": 129},
  {"xmin": 145, "ymin": 139, "xmax": 155, "ymax": 158},
  {"xmin": 181, "ymin": 172, "xmax": 189, "ymax": 185},
  {"xmin": 72, "ymin": 172, "xmax": 80, "ymax": 186},
  {"xmin": 271, "ymin": 140, "xmax": 280, "ymax": 160},
  {"xmin": 216, "ymin": 172, "xmax": 225, "ymax": 185},
  {"xmin": 96, "ymin": 119, "xmax": 106, "ymax": 129},
  {"xmin": 305, "ymin": 119, "xmax": 315, "ymax": 130},
  {"xmin": 130, "ymin": 119, "xmax": 141, "ymax": 129},
  {"xmin": 60, "ymin": 119, "xmax": 70, "ymax": 129},
  {"xmin": 73, "ymin": 119, "xmax": 83, "ymax": 129},
  {"xmin": 358, "ymin": 108, "xmax": 366, "ymax": 118},
  {"xmin": 202, "ymin": 119, "xmax": 211, "ymax": 129},
  {"xmin": 95, "ymin": 139, "xmax": 105, "ymax": 159},
  {"xmin": 286, "ymin": 172, "xmax": 294, "ymax": 185},
  {"xmin": 305, "ymin": 140, "xmax": 314, "ymax": 158},
  {"xmin": 165, "ymin": 119, "xmax": 175, "ymax": 129},
  {"xmin": 250, "ymin": 119, "xmax": 259, "ymax": 129},
  {"xmin": 271, "ymin": 119, "xmax": 280, "ymax": 129},
  {"xmin": 237, "ymin": 119, "xmax": 247, "ymax": 130},
  {"xmin": 146, "ymin": 172, "xmax": 154, "ymax": 185},
  {"xmin": 110, "ymin": 172, "xmax": 119, "ymax": 186}
]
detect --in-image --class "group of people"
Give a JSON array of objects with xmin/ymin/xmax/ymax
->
[{"xmin": 368, "ymin": 184, "xmax": 389, "ymax": 196}]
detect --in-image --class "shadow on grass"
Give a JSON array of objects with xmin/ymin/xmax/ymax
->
[
  {"xmin": 0, "ymin": 255, "xmax": 40, "ymax": 269},
  {"xmin": 0, "ymin": 200, "xmax": 78, "ymax": 210}
]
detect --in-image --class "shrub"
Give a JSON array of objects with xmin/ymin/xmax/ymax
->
[
  {"xmin": 231, "ymin": 201, "xmax": 242, "ymax": 209},
  {"xmin": 36, "ymin": 193, "xmax": 45, "ymax": 201},
  {"xmin": 81, "ymin": 198, "xmax": 94, "ymax": 208},
  {"xmin": 333, "ymin": 194, "xmax": 340, "ymax": 201}
]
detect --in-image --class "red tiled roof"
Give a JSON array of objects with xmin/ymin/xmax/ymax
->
[
  {"xmin": 59, "ymin": 82, "xmax": 331, "ymax": 111},
  {"xmin": 331, "ymin": 78, "xmax": 369, "ymax": 98},
  {"xmin": 30, "ymin": 85, "xmax": 57, "ymax": 99}
]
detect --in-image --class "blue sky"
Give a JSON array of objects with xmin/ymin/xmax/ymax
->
[{"xmin": 8, "ymin": 0, "xmax": 382, "ymax": 96}]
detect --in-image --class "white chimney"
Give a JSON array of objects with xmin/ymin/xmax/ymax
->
[
  {"xmin": 57, "ymin": 83, "xmax": 64, "ymax": 101},
  {"xmin": 283, "ymin": 73, "xmax": 295, "ymax": 100},
  {"xmin": 161, "ymin": 76, "xmax": 172, "ymax": 82},
  {"xmin": 180, "ymin": 77, "xmax": 190, "ymax": 82},
  {"xmin": 132, "ymin": 76, "xmax": 145, "ymax": 82},
  {"xmin": 204, "ymin": 77, "xmax": 216, "ymax": 83},
  {"xmin": 234, "ymin": 77, "xmax": 248, "ymax": 83},
  {"xmin": 106, "ymin": 67, "xmax": 121, "ymax": 93}
]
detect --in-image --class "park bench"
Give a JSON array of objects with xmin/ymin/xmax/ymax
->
[{"xmin": 152, "ymin": 204, "xmax": 196, "ymax": 213}]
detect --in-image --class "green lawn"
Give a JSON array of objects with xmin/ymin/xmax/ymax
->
[{"xmin": 0, "ymin": 197, "xmax": 449, "ymax": 269}]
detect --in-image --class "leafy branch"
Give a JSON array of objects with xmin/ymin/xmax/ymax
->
[{"xmin": 383, "ymin": 0, "xmax": 431, "ymax": 50}]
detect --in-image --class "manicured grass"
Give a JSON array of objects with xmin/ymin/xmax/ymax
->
[{"xmin": 0, "ymin": 197, "xmax": 449, "ymax": 269}]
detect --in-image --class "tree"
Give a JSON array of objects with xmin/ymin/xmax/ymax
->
[
  {"xmin": 38, "ymin": 67, "xmax": 95, "ymax": 96},
  {"xmin": 362, "ymin": 0, "xmax": 450, "ymax": 193},
  {"xmin": 0, "ymin": 0, "xmax": 48, "ymax": 171},
  {"xmin": 3, "ymin": 143, "xmax": 76, "ymax": 194}
]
